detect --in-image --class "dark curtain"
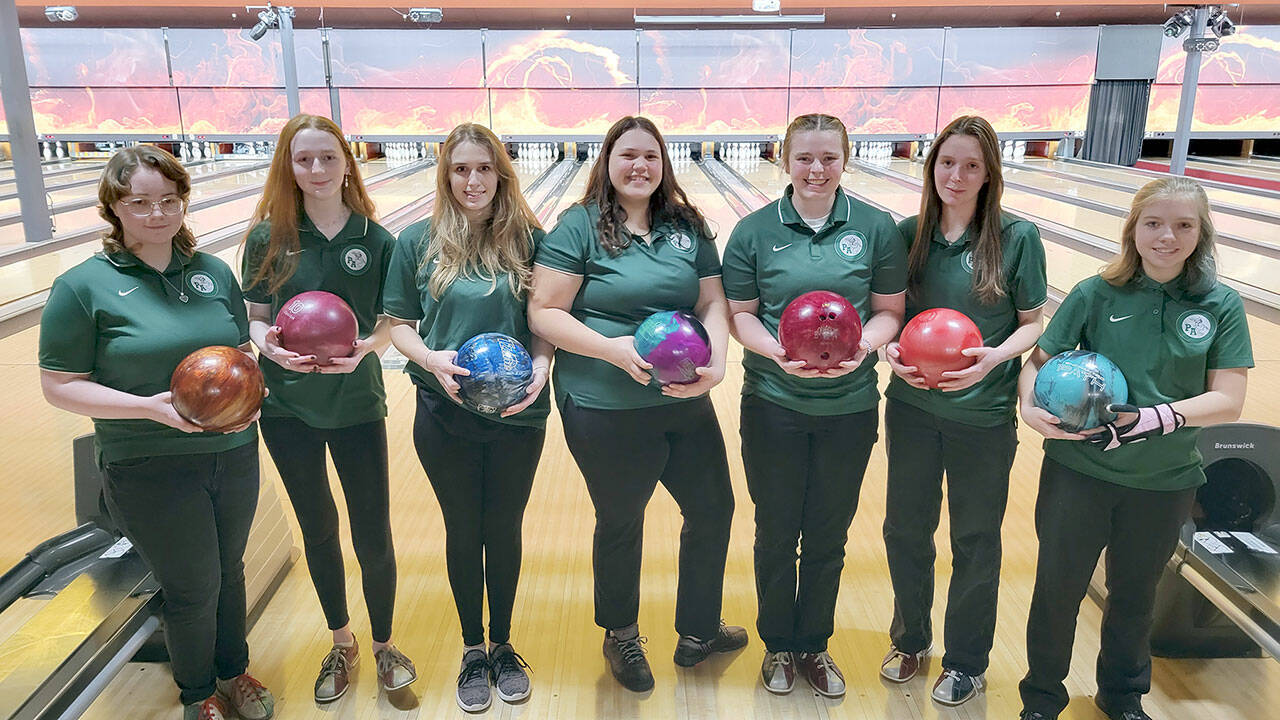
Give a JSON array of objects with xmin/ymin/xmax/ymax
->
[{"xmin": 1081, "ymin": 79, "xmax": 1151, "ymax": 166}]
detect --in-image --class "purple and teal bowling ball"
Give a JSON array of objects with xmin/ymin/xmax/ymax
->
[
  {"xmin": 1033, "ymin": 350, "xmax": 1129, "ymax": 433},
  {"xmin": 453, "ymin": 333, "xmax": 533, "ymax": 414},
  {"xmin": 633, "ymin": 311, "xmax": 711, "ymax": 385}
]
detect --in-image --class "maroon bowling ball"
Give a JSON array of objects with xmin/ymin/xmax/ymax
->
[
  {"xmin": 778, "ymin": 291, "xmax": 863, "ymax": 370},
  {"xmin": 275, "ymin": 291, "xmax": 358, "ymax": 364},
  {"xmin": 170, "ymin": 346, "xmax": 265, "ymax": 432}
]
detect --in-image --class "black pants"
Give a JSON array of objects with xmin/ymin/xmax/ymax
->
[
  {"xmin": 740, "ymin": 394, "xmax": 878, "ymax": 653},
  {"xmin": 559, "ymin": 396, "xmax": 734, "ymax": 640},
  {"xmin": 882, "ymin": 399, "xmax": 1018, "ymax": 675},
  {"xmin": 103, "ymin": 442, "xmax": 259, "ymax": 705},
  {"xmin": 260, "ymin": 416, "xmax": 397, "ymax": 643},
  {"xmin": 1019, "ymin": 457, "xmax": 1195, "ymax": 717},
  {"xmin": 412, "ymin": 388, "xmax": 544, "ymax": 646}
]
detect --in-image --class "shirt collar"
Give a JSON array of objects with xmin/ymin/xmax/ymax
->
[
  {"xmin": 101, "ymin": 248, "xmax": 193, "ymax": 273},
  {"xmin": 1135, "ymin": 271, "xmax": 1186, "ymax": 300},
  {"xmin": 779, "ymin": 185, "xmax": 850, "ymax": 233},
  {"xmin": 299, "ymin": 210, "xmax": 368, "ymax": 243}
]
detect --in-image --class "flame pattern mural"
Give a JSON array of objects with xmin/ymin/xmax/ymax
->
[
  {"xmin": 491, "ymin": 89, "xmax": 638, "ymax": 135},
  {"xmin": 168, "ymin": 29, "xmax": 326, "ymax": 88},
  {"xmin": 790, "ymin": 88, "xmax": 940, "ymax": 134},
  {"xmin": 340, "ymin": 89, "xmax": 487, "ymax": 136},
  {"xmin": 640, "ymin": 30, "xmax": 790, "ymax": 88},
  {"xmin": 943, "ymin": 27, "xmax": 1098, "ymax": 85},
  {"xmin": 641, "ymin": 89, "xmax": 788, "ymax": 135},
  {"xmin": 938, "ymin": 86, "xmax": 1091, "ymax": 132},
  {"xmin": 791, "ymin": 29, "xmax": 945, "ymax": 87},
  {"xmin": 327, "ymin": 30, "xmax": 483, "ymax": 88},
  {"xmin": 31, "ymin": 88, "xmax": 182, "ymax": 134},
  {"xmin": 179, "ymin": 88, "xmax": 331, "ymax": 135},
  {"xmin": 1156, "ymin": 26, "xmax": 1280, "ymax": 84},
  {"xmin": 1147, "ymin": 84, "xmax": 1280, "ymax": 132},
  {"xmin": 487, "ymin": 30, "xmax": 636, "ymax": 88},
  {"xmin": 22, "ymin": 28, "xmax": 169, "ymax": 87}
]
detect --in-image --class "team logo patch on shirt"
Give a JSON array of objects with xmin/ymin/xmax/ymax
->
[
  {"xmin": 962, "ymin": 250, "xmax": 975, "ymax": 274},
  {"xmin": 187, "ymin": 272, "xmax": 217, "ymax": 297},
  {"xmin": 835, "ymin": 232, "xmax": 866, "ymax": 261},
  {"xmin": 669, "ymin": 232, "xmax": 695, "ymax": 254},
  {"xmin": 1177, "ymin": 310, "xmax": 1215, "ymax": 344},
  {"xmin": 342, "ymin": 245, "xmax": 371, "ymax": 275}
]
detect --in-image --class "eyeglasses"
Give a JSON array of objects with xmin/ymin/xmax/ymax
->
[{"xmin": 119, "ymin": 196, "xmax": 185, "ymax": 217}]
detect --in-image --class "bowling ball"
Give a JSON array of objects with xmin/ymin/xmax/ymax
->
[
  {"xmin": 777, "ymin": 291, "xmax": 863, "ymax": 370},
  {"xmin": 454, "ymin": 333, "xmax": 534, "ymax": 414},
  {"xmin": 897, "ymin": 308, "xmax": 984, "ymax": 388},
  {"xmin": 1033, "ymin": 350, "xmax": 1129, "ymax": 433},
  {"xmin": 170, "ymin": 346, "xmax": 265, "ymax": 433},
  {"xmin": 633, "ymin": 311, "xmax": 712, "ymax": 385},
  {"xmin": 275, "ymin": 291, "xmax": 358, "ymax": 364}
]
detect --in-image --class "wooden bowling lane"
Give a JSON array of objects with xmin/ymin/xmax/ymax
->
[
  {"xmin": 1022, "ymin": 157, "xmax": 1280, "ymax": 217},
  {"xmin": 0, "ymin": 158, "xmax": 248, "ymax": 197},
  {"xmin": 0, "ymin": 159, "xmax": 99, "ymax": 183},
  {"xmin": 1180, "ymin": 157, "xmax": 1280, "ymax": 183}
]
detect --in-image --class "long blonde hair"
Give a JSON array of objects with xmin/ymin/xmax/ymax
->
[
  {"xmin": 98, "ymin": 145, "xmax": 196, "ymax": 257},
  {"xmin": 423, "ymin": 123, "xmax": 540, "ymax": 299},
  {"xmin": 909, "ymin": 115, "xmax": 1007, "ymax": 304},
  {"xmin": 1102, "ymin": 176, "xmax": 1218, "ymax": 294},
  {"xmin": 245, "ymin": 114, "xmax": 376, "ymax": 294}
]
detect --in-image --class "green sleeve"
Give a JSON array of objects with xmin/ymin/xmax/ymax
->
[
  {"xmin": 241, "ymin": 223, "xmax": 272, "ymax": 304},
  {"xmin": 39, "ymin": 276, "xmax": 96, "ymax": 373},
  {"xmin": 694, "ymin": 231, "xmax": 722, "ymax": 278},
  {"xmin": 535, "ymin": 206, "xmax": 590, "ymax": 275},
  {"xmin": 896, "ymin": 216, "xmax": 919, "ymax": 251},
  {"xmin": 870, "ymin": 218, "xmax": 908, "ymax": 295},
  {"xmin": 374, "ymin": 224, "xmax": 395, "ymax": 314},
  {"xmin": 1037, "ymin": 281, "xmax": 1090, "ymax": 355},
  {"xmin": 382, "ymin": 222, "xmax": 428, "ymax": 322},
  {"xmin": 1207, "ymin": 289, "xmax": 1254, "ymax": 369},
  {"xmin": 721, "ymin": 224, "xmax": 758, "ymax": 302},
  {"xmin": 1009, "ymin": 221, "xmax": 1048, "ymax": 311},
  {"xmin": 215, "ymin": 256, "xmax": 251, "ymax": 345}
]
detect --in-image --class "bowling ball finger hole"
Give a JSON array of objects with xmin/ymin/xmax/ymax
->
[{"xmin": 820, "ymin": 352, "xmax": 830, "ymax": 360}]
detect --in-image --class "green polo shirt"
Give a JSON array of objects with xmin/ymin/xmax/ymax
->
[
  {"xmin": 242, "ymin": 212, "xmax": 393, "ymax": 429},
  {"xmin": 39, "ymin": 250, "xmax": 256, "ymax": 464},
  {"xmin": 535, "ymin": 203, "xmax": 722, "ymax": 410},
  {"xmin": 721, "ymin": 186, "xmax": 907, "ymax": 415},
  {"xmin": 1039, "ymin": 274, "xmax": 1253, "ymax": 491},
  {"xmin": 885, "ymin": 213, "xmax": 1047, "ymax": 426},
  {"xmin": 382, "ymin": 218, "xmax": 550, "ymax": 428}
]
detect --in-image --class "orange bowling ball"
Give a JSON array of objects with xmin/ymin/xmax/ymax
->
[{"xmin": 170, "ymin": 346, "xmax": 265, "ymax": 432}]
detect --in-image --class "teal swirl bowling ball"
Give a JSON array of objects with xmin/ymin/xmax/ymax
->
[
  {"xmin": 453, "ymin": 333, "xmax": 533, "ymax": 414},
  {"xmin": 633, "ymin": 311, "xmax": 711, "ymax": 385},
  {"xmin": 1033, "ymin": 350, "xmax": 1129, "ymax": 433}
]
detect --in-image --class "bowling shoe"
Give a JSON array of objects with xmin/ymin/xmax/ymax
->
[
  {"xmin": 313, "ymin": 641, "xmax": 358, "ymax": 702},
  {"xmin": 183, "ymin": 694, "xmax": 229, "ymax": 720},
  {"xmin": 879, "ymin": 643, "xmax": 930, "ymax": 683},
  {"xmin": 375, "ymin": 644, "xmax": 418, "ymax": 692},
  {"xmin": 673, "ymin": 620, "xmax": 749, "ymax": 666},
  {"xmin": 931, "ymin": 668, "xmax": 985, "ymax": 705},
  {"xmin": 215, "ymin": 672, "xmax": 274, "ymax": 720},
  {"xmin": 456, "ymin": 648, "xmax": 492, "ymax": 712},
  {"xmin": 760, "ymin": 651, "xmax": 796, "ymax": 694},
  {"xmin": 1095, "ymin": 694, "xmax": 1153, "ymax": 720},
  {"xmin": 603, "ymin": 627, "xmax": 654, "ymax": 692},
  {"xmin": 796, "ymin": 651, "xmax": 846, "ymax": 697},
  {"xmin": 1019, "ymin": 712, "xmax": 1054, "ymax": 720},
  {"xmin": 490, "ymin": 643, "xmax": 531, "ymax": 703}
]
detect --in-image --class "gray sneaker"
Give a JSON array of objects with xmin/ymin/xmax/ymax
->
[
  {"xmin": 456, "ymin": 648, "xmax": 491, "ymax": 712},
  {"xmin": 214, "ymin": 673, "xmax": 274, "ymax": 720},
  {"xmin": 489, "ymin": 643, "xmax": 531, "ymax": 703}
]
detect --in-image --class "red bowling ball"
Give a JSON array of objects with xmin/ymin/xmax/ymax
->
[
  {"xmin": 778, "ymin": 291, "xmax": 863, "ymax": 370},
  {"xmin": 897, "ymin": 308, "xmax": 984, "ymax": 388},
  {"xmin": 275, "ymin": 291, "xmax": 358, "ymax": 364},
  {"xmin": 170, "ymin": 346, "xmax": 265, "ymax": 433}
]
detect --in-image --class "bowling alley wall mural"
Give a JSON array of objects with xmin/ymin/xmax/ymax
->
[{"xmin": 1147, "ymin": 26, "xmax": 1280, "ymax": 132}]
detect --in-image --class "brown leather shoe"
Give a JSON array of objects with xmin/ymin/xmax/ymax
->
[
  {"xmin": 880, "ymin": 644, "xmax": 928, "ymax": 683},
  {"xmin": 314, "ymin": 642, "xmax": 359, "ymax": 702},
  {"xmin": 797, "ymin": 651, "xmax": 846, "ymax": 697},
  {"xmin": 375, "ymin": 644, "xmax": 418, "ymax": 692}
]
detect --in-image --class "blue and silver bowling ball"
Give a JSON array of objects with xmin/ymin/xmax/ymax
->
[
  {"xmin": 453, "ymin": 333, "xmax": 533, "ymax": 415},
  {"xmin": 1033, "ymin": 350, "xmax": 1129, "ymax": 433}
]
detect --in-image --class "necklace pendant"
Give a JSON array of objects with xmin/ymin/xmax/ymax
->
[{"xmin": 179, "ymin": 293, "xmax": 189, "ymax": 303}]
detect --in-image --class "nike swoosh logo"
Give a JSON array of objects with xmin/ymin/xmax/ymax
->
[
  {"xmin": 772, "ymin": 243, "xmax": 793, "ymax": 252},
  {"xmin": 1109, "ymin": 314, "xmax": 1134, "ymax": 322},
  {"xmin": 118, "ymin": 287, "xmax": 138, "ymax": 297},
  {"xmin": 285, "ymin": 249, "xmax": 304, "ymax": 256}
]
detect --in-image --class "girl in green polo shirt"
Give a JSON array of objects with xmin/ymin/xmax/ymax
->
[
  {"xmin": 722, "ymin": 113, "xmax": 907, "ymax": 697},
  {"xmin": 879, "ymin": 116, "xmax": 1047, "ymax": 706},
  {"xmin": 1016, "ymin": 177, "xmax": 1252, "ymax": 720},
  {"xmin": 385, "ymin": 123, "xmax": 550, "ymax": 712},
  {"xmin": 241, "ymin": 114, "xmax": 414, "ymax": 702},
  {"xmin": 528, "ymin": 116, "xmax": 746, "ymax": 693},
  {"xmin": 39, "ymin": 147, "xmax": 274, "ymax": 720}
]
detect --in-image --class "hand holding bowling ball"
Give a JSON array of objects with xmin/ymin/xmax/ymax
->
[
  {"xmin": 422, "ymin": 347, "xmax": 469, "ymax": 403},
  {"xmin": 896, "ymin": 308, "xmax": 984, "ymax": 389},
  {"xmin": 884, "ymin": 342, "xmax": 930, "ymax": 389},
  {"xmin": 778, "ymin": 291, "xmax": 863, "ymax": 372},
  {"xmin": 633, "ymin": 311, "xmax": 712, "ymax": 386},
  {"xmin": 1032, "ymin": 350, "xmax": 1129, "ymax": 434},
  {"xmin": 274, "ymin": 291, "xmax": 358, "ymax": 366},
  {"xmin": 453, "ymin": 333, "xmax": 534, "ymax": 415},
  {"xmin": 169, "ymin": 346, "xmax": 266, "ymax": 433}
]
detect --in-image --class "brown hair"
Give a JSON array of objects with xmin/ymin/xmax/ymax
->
[
  {"xmin": 780, "ymin": 113, "xmax": 851, "ymax": 173},
  {"xmin": 424, "ymin": 123, "xmax": 541, "ymax": 299},
  {"xmin": 578, "ymin": 116, "xmax": 712, "ymax": 254},
  {"xmin": 1101, "ymin": 176, "xmax": 1218, "ymax": 294},
  {"xmin": 245, "ymin": 114, "xmax": 377, "ymax": 294},
  {"xmin": 908, "ymin": 115, "xmax": 1007, "ymax": 304},
  {"xmin": 97, "ymin": 145, "xmax": 196, "ymax": 257}
]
